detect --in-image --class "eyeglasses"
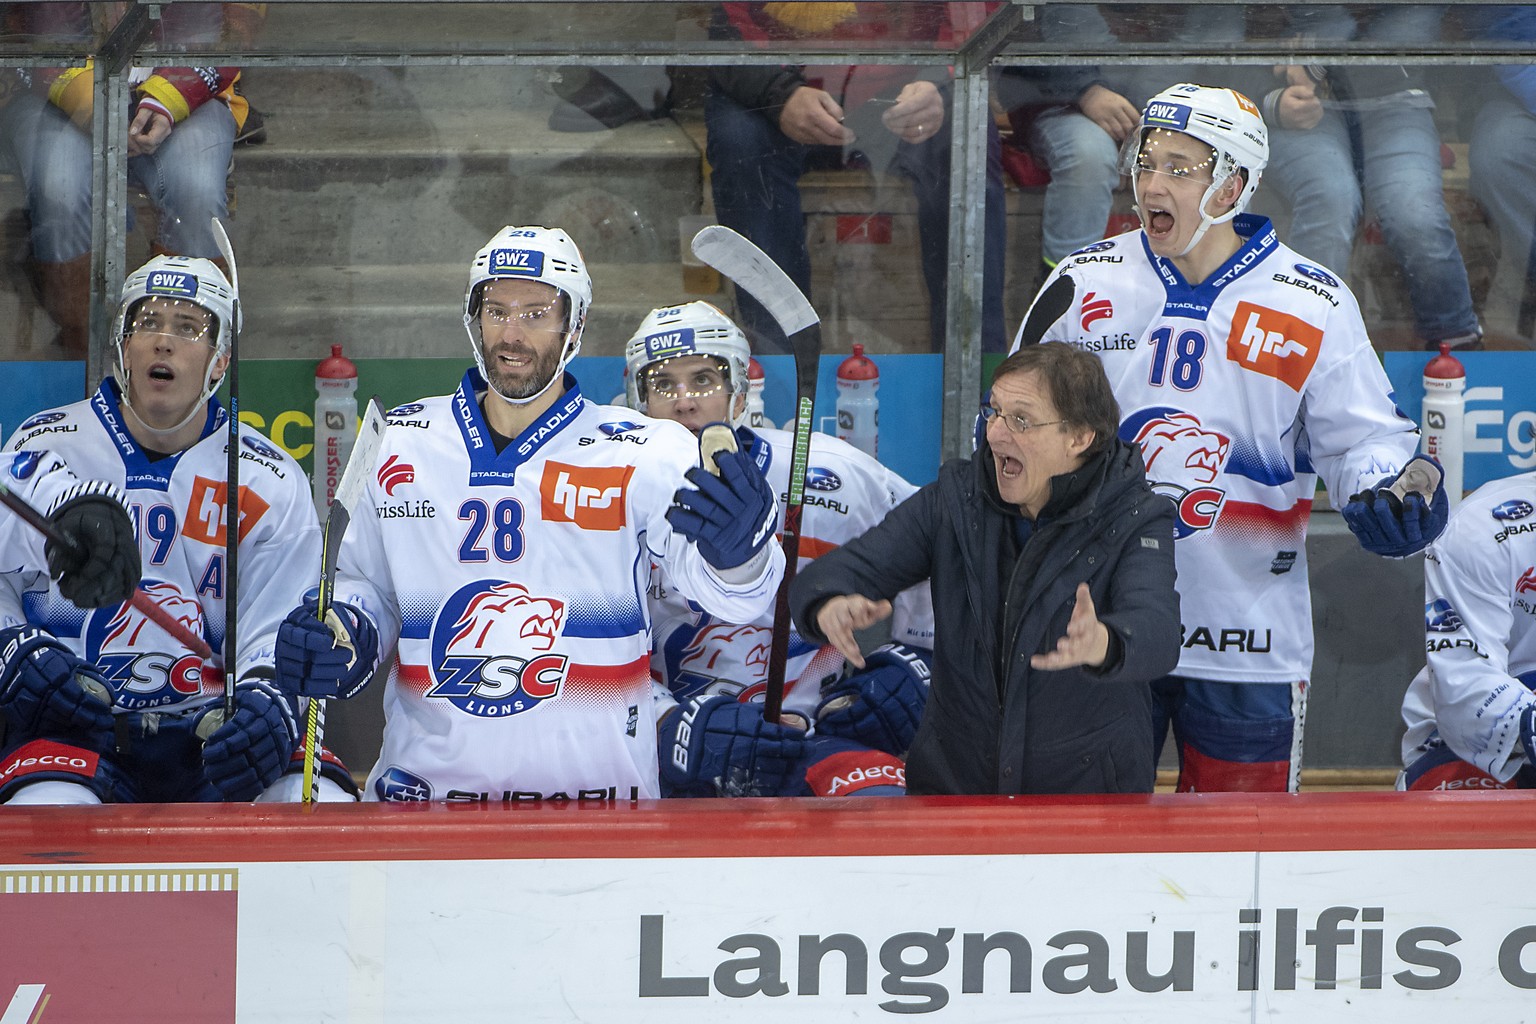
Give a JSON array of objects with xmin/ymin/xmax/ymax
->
[
  {"xmin": 482, "ymin": 300, "xmax": 560, "ymax": 326},
  {"xmin": 980, "ymin": 403, "xmax": 1063, "ymax": 435},
  {"xmin": 644, "ymin": 366, "xmax": 728, "ymax": 401}
]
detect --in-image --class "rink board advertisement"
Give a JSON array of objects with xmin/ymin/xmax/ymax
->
[{"xmin": 3, "ymin": 797, "xmax": 1536, "ymax": 1022}]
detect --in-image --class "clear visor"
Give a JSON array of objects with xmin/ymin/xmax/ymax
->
[
  {"xmin": 640, "ymin": 356, "xmax": 729, "ymax": 401},
  {"xmin": 127, "ymin": 298, "xmax": 216, "ymax": 347},
  {"xmin": 1118, "ymin": 128, "xmax": 1218, "ymax": 186}
]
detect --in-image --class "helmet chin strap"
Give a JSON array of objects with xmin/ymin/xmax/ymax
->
[
  {"xmin": 117, "ymin": 352, "xmax": 223, "ymax": 440},
  {"xmin": 467, "ymin": 316, "xmax": 579, "ymax": 408},
  {"xmin": 1135, "ymin": 175, "xmax": 1242, "ymax": 260}
]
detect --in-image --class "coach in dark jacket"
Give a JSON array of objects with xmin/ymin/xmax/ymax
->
[{"xmin": 791, "ymin": 344, "xmax": 1179, "ymax": 794}]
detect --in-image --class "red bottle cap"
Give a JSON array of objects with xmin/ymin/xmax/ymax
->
[
  {"xmin": 316, "ymin": 343, "xmax": 357, "ymax": 380},
  {"xmin": 1423, "ymin": 342, "xmax": 1465, "ymax": 381},
  {"xmin": 748, "ymin": 357, "xmax": 765, "ymax": 381},
  {"xmin": 836, "ymin": 343, "xmax": 878, "ymax": 381}
]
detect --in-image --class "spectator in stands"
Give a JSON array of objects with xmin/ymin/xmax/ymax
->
[
  {"xmin": 996, "ymin": 6, "xmax": 1138, "ymax": 290},
  {"xmin": 0, "ymin": 3, "xmax": 258, "ymax": 359},
  {"xmin": 705, "ymin": 2, "xmax": 1007, "ymax": 354},
  {"xmin": 1260, "ymin": 4, "xmax": 1483, "ymax": 351},
  {"xmin": 1466, "ymin": 6, "xmax": 1536, "ymax": 339}
]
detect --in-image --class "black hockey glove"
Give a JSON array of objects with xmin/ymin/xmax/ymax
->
[{"xmin": 45, "ymin": 481, "xmax": 141, "ymax": 608}]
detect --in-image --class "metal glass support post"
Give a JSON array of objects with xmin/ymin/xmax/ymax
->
[{"xmin": 940, "ymin": 69, "xmax": 991, "ymax": 463}]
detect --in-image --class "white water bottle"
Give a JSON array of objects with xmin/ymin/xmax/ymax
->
[
  {"xmin": 1421, "ymin": 342, "xmax": 1465, "ymax": 510},
  {"xmin": 746, "ymin": 357, "xmax": 767, "ymax": 428},
  {"xmin": 313, "ymin": 343, "xmax": 359, "ymax": 515},
  {"xmin": 835, "ymin": 344, "xmax": 879, "ymax": 457}
]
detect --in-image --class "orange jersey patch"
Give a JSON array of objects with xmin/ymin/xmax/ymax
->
[
  {"xmin": 1225, "ymin": 302, "xmax": 1323, "ymax": 392},
  {"xmin": 183, "ymin": 476, "xmax": 270, "ymax": 545},
  {"xmin": 540, "ymin": 461, "xmax": 634, "ymax": 531}
]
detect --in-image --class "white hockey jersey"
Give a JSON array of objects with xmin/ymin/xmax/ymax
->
[
  {"xmin": 1401, "ymin": 473, "xmax": 1536, "ymax": 782},
  {"xmin": 336, "ymin": 371, "xmax": 783, "ymax": 802},
  {"xmin": 2, "ymin": 380, "xmax": 321, "ymax": 709},
  {"xmin": 1014, "ymin": 215, "xmax": 1421, "ymax": 684},
  {"xmin": 648, "ymin": 427, "xmax": 934, "ymax": 721}
]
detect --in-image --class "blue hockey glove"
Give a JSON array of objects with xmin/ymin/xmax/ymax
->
[
  {"xmin": 45, "ymin": 482, "xmax": 141, "ymax": 609},
  {"xmin": 658, "ymin": 694, "xmax": 808, "ymax": 797},
  {"xmin": 199, "ymin": 677, "xmax": 300, "ymax": 801},
  {"xmin": 666, "ymin": 428, "xmax": 776, "ymax": 571},
  {"xmin": 1340, "ymin": 456, "xmax": 1449, "ymax": 557},
  {"xmin": 814, "ymin": 643, "xmax": 932, "ymax": 756},
  {"xmin": 0, "ymin": 625, "xmax": 114, "ymax": 745},
  {"xmin": 275, "ymin": 598, "xmax": 379, "ymax": 700}
]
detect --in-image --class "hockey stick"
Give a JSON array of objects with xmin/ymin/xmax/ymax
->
[
  {"xmin": 1015, "ymin": 273, "xmax": 1074, "ymax": 349},
  {"xmin": 212, "ymin": 218, "xmax": 241, "ymax": 721},
  {"xmin": 301, "ymin": 396, "xmax": 387, "ymax": 804},
  {"xmin": 0, "ymin": 480, "xmax": 218, "ymax": 665},
  {"xmin": 691, "ymin": 225, "xmax": 819, "ymax": 724}
]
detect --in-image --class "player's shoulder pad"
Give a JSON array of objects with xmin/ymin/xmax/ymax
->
[
  {"xmin": 1464, "ymin": 471, "xmax": 1536, "ymax": 545},
  {"xmin": 383, "ymin": 396, "xmax": 450, "ymax": 430},
  {"xmin": 1059, "ymin": 235, "xmax": 1133, "ymax": 269},
  {"xmin": 232, "ymin": 425, "xmax": 302, "ymax": 481},
  {"xmin": 6, "ymin": 401, "xmax": 91, "ymax": 452}
]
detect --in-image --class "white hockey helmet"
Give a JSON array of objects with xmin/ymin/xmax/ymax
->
[
  {"xmin": 113, "ymin": 254, "xmax": 239, "ymax": 433},
  {"xmin": 624, "ymin": 301, "xmax": 751, "ymax": 423},
  {"xmin": 463, "ymin": 225, "xmax": 592, "ymax": 405},
  {"xmin": 1123, "ymin": 83, "xmax": 1269, "ymax": 255}
]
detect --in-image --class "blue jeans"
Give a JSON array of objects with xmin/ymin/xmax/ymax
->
[
  {"xmin": 1264, "ymin": 104, "xmax": 1478, "ymax": 343},
  {"xmin": 706, "ymin": 86, "xmax": 1008, "ymax": 354},
  {"xmin": 1469, "ymin": 93, "xmax": 1536, "ymax": 300},
  {"xmin": 1025, "ymin": 105, "xmax": 1120, "ymax": 264},
  {"xmin": 3, "ymin": 94, "xmax": 235, "ymax": 261}
]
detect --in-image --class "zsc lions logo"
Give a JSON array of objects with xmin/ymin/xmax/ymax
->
[
  {"xmin": 18, "ymin": 411, "xmax": 66, "ymax": 430},
  {"xmin": 677, "ymin": 623, "xmax": 771, "ymax": 696},
  {"xmin": 1123, "ymin": 407, "xmax": 1232, "ymax": 539},
  {"xmin": 805, "ymin": 467, "xmax": 843, "ymax": 492},
  {"xmin": 241, "ymin": 434, "xmax": 283, "ymax": 460},
  {"xmin": 1425, "ymin": 599, "xmax": 1464, "ymax": 633},
  {"xmin": 1493, "ymin": 500, "xmax": 1534, "ymax": 522},
  {"xmin": 428, "ymin": 580, "xmax": 569, "ymax": 718},
  {"xmin": 1291, "ymin": 263, "xmax": 1339, "ymax": 288},
  {"xmin": 86, "ymin": 581, "xmax": 219, "ymax": 710}
]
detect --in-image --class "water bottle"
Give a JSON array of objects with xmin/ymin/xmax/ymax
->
[
  {"xmin": 1421, "ymin": 342, "xmax": 1465, "ymax": 510},
  {"xmin": 746, "ymin": 357, "xmax": 766, "ymax": 428},
  {"xmin": 314, "ymin": 343, "xmax": 359, "ymax": 515},
  {"xmin": 835, "ymin": 343, "xmax": 879, "ymax": 458}
]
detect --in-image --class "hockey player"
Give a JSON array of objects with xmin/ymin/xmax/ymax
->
[
  {"xmin": 1400, "ymin": 472, "xmax": 1536, "ymax": 790},
  {"xmin": 272, "ymin": 227, "xmax": 784, "ymax": 802},
  {"xmin": 1, "ymin": 254, "xmax": 353, "ymax": 803},
  {"xmin": 625, "ymin": 301, "xmax": 934, "ymax": 797},
  {"xmin": 1010, "ymin": 83, "xmax": 1448, "ymax": 792}
]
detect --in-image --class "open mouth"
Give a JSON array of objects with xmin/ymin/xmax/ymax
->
[
  {"xmin": 146, "ymin": 363, "xmax": 175, "ymax": 382},
  {"xmin": 997, "ymin": 454, "xmax": 1022, "ymax": 479},
  {"xmin": 1146, "ymin": 208, "xmax": 1175, "ymax": 240}
]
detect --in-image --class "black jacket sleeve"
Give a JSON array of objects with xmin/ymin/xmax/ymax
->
[
  {"xmin": 790, "ymin": 482, "xmax": 940, "ymax": 645},
  {"xmin": 1090, "ymin": 493, "xmax": 1181, "ymax": 685}
]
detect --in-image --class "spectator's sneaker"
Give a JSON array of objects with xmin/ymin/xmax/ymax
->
[
  {"xmin": 235, "ymin": 105, "xmax": 267, "ymax": 146},
  {"xmin": 1425, "ymin": 330, "xmax": 1484, "ymax": 352}
]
